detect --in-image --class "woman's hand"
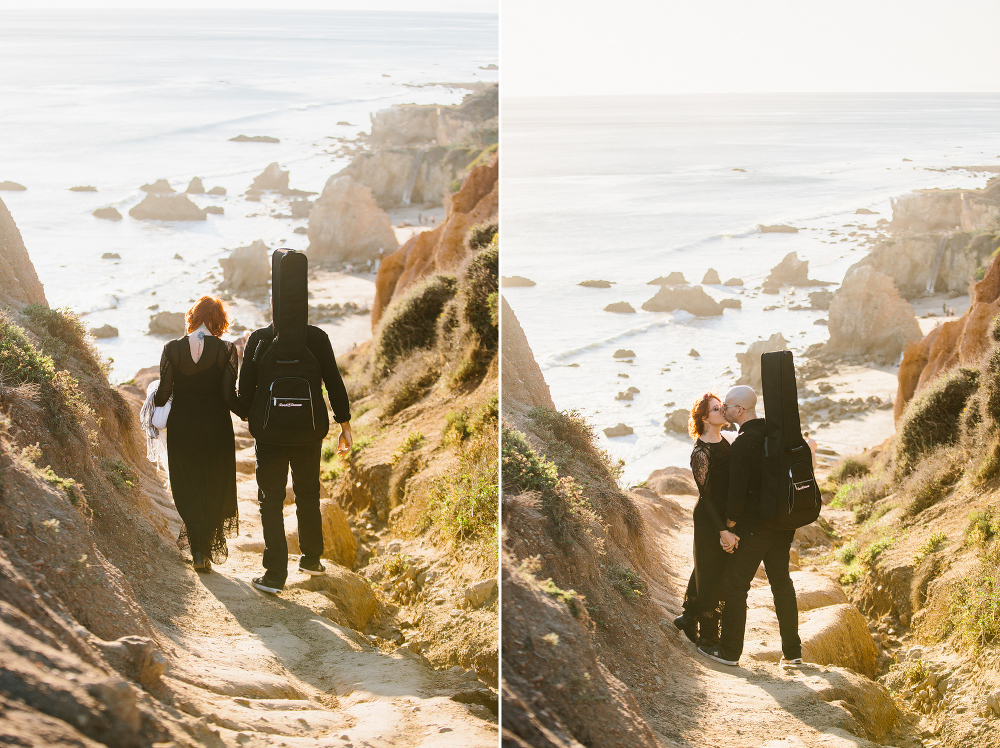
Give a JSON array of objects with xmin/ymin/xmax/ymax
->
[
  {"xmin": 337, "ymin": 421, "xmax": 353, "ymax": 456},
  {"xmin": 720, "ymin": 530, "xmax": 739, "ymax": 553}
]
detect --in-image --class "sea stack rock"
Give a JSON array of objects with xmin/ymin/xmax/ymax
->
[
  {"xmin": 501, "ymin": 276, "xmax": 535, "ymax": 287},
  {"xmin": 766, "ymin": 252, "xmax": 811, "ymax": 285},
  {"xmin": 93, "ymin": 207, "xmax": 122, "ymax": 221},
  {"xmin": 0, "ymin": 181, "xmax": 27, "ymax": 191},
  {"xmin": 604, "ymin": 301, "xmax": 635, "ymax": 313},
  {"xmin": 641, "ymin": 285, "xmax": 722, "ymax": 316},
  {"xmin": 140, "ymin": 179, "xmax": 174, "ymax": 194},
  {"xmin": 603, "ymin": 423, "xmax": 633, "ymax": 438},
  {"xmin": 148, "ymin": 311, "xmax": 186, "ymax": 336},
  {"xmin": 90, "ymin": 324, "xmax": 118, "ymax": 339},
  {"xmin": 579, "ymin": 280, "xmax": 613, "ymax": 288},
  {"xmin": 219, "ymin": 239, "xmax": 270, "ymax": 295},
  {"xmin": 825, "ymin": 265, "xmax": 921, "ymax": 365},
  {"xmin": 648, "ymin": 272, "xmax": 687, "ymax": 286},
  {"xmin": 702, "ymin": 268, "xmax": 721, "ymax": 284},
  {"xmin": 736, "ymin": 333, "xmax": 788, "ymax": 392},
  {"xmin": 129, "ymin": 193, "xmax": 207, "ymax": 221},
  {"xmin": 185, "ymin": 177, "xmax": 205, "ymax": 194},
  {"xmin": 306, "ymin": 176, "xmax": 398, "ymax": 263}
]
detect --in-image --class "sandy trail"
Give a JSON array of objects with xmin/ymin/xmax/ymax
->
[
  {"xmin": 633, "ymin": 490, "xmax": 907, "ymax": 748},
  {"xmin": 142, "ymin": 454, "xmax": 496, "ymax": 748}
]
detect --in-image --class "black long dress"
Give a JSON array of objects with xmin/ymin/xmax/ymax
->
[
  {"xmin": 682, "ymin": 437, "xmax": 731, "ymax": 639},
  {"xmin": 153, "ymin": 335, "xmax": 239, "ymax": 564}
]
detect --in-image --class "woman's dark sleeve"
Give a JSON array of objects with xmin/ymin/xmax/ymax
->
[
  {"xmin": 692, "ymin": 445, "xmax": 727, "ymax": 533},
  {"xmin": 153, "ymin": 343, "xmax": 173, "ymax": 407},
  {"xmin": 221, "ymin": 341, "xmax": 242, "ymax": 418}
]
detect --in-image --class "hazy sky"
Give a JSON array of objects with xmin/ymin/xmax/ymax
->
[
  {"xmin": 0, "ymin": 0, "xmax": 496, "ymax": 11},
  {"xmin": 502, "ymin": 0, "xmax": 1000, "ymax": 96}
]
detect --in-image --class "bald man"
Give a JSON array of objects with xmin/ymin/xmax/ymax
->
[{"xmin": 697, "ymin": 385, "xmax": 802, "ymax": 668}]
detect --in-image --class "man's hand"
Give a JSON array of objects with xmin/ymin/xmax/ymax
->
[
  {"xmin": 720, "ymin": 530, "xmax": 739, "ymax": 553},
  {"xmin": 337, "ymin": 421, "xmax": 353, "ymax": 456}
]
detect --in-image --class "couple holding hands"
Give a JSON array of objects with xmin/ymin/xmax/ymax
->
[
  {"xmin": 144, "ymin": 249, "xmax": 352, "ymax": 595},
  {"xmin": 676, "ymin": 385, "xmax": 803, "ymax": 668}
]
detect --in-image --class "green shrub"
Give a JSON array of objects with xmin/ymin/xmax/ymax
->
[
  {"xmin": 895, "ymin": 366, "xmax": 979, "ymax": 475},
  {"xmin": 391, "ymin": 432, "xmax": 424, "ymax": 465},
  {"xmin": 966, "ymin": 506, "xmax": 1000, "ymax": 547},
  {"xmin": 104, "ymin": 459, "xmax": 137, "ymax": 492},
  {"xmin": 836, "ymin": 540, "xmax": 858, "ymax": 564},
  {"xmin": 460, "ymin": 239, "xmax": 498, "ymax": 346},
  {"xmin": 830, "ymin": 483, "xmax": 853, "ymax": 509},
  {"xmin": 608, "ymin": 565, "xmax": 646, "ymax": 599},
  {"xmin": 828, "ymin": 455, "xmax": 871, "ymax": 486},
  {"xmin": 903, "ymin": 449, "xmax": 962, "ymax": 518},
  {"xmin": 859, "ymin": 536, "xmax": 896, "ymax": 569},
  {"xmin": 20, "ymin": 305, "xmax": 104, "ymax": 376},
  {"xmin": 914, "ymin": 531, "xmax": 948, "ymax": 563},
  {"xmin": 502, "ymin": 427, "xmax": 558, "ymax": 497},
  {"xmin": 944, "ymin": 542, "xmax": 1000, "ymax": 650},
  {"xmin": 540, "ymin": 578, "xmax": 580, "ymax": 616},
  {"xmin": 373, "ymin": 275, "xmax": 457, "ymax": 374},
  {"xmin": 466, "ymin": 221, "xmax": 497, "ymax": 251},
  {"xmin": 0, "ymin": 314, "xmax": 57, "ymax": 386}
]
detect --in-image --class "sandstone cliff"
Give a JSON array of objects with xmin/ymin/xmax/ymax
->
[
  {"xmin": 306, "ymin": 176, "xmax": 398, "ymax": 263},
  {"xmin": 372, "ymin": 151, "xmax": 498, "ymax": 328},
  {"xmin": 0, "ymin": 197, "xmax": 46, "ymax": 309}
]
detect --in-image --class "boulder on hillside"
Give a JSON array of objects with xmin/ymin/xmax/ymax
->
[
  {"xmin": 185, "ymin": 177, "xmax": 205, "ymax": 194},
  {"xmin": 735, "ymin": 333, "xmax": 788, "ymax": 392},
  {"xmin": 501, "ymin": 276, "xmax": 535, "ymax": 287},
  {"xmin": 140, "ymin": 179, "xmax": 174, "ymax": 194},
  {"xmin": 825, "ymin": 265, "xmax": 921, "ymax": 364},
  {"xmin": 702, "ymin": 268, "xmax": 721, "ymax": 284},
  {"xmin": 129, "ymin": 193, "xmax": 207, "ymax": 221},
  {"xmin": 306, "ymin": 176, "xmax": 398, "ymax": 263},
  {"xmin": 287, "ymin": 499, "xmax": 356, "ymax": 569},
  {"xmin": 148, "ymin": 311, "xmax": 186, "ymax": 336},
  {"xmin": 93, "ymin": 207, "xmax": 123, "ymax": 221},
  {"xmin": 641, "ymin": 285, "xmax": 722, "ymax": 316},
  {"xmin": 219, "ymin": 240, "xmax": 270, "ymax": 295},
  {"xmin": 799, "ymin": 603, "xmax": 879, "ymax": 678},
  {"xmin": 646, "ymin": 466, "xmax": 697, "ymax": 496},
  {"xmin": 766, "ymin": 251, "xmax": 810, "ymax": 285}
]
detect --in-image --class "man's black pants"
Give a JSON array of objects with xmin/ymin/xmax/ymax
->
[
  {"xmin": 255, "ymin": 439, "xmax": 324, "ymax": 584},
  {"xmin": 719, "ymin": 524, "xmax": 801, "ymax": 662}
]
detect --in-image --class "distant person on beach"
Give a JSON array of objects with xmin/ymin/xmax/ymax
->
[
  {"xmin": 673, "ymin": 393, "xmax": 738, "ymax": 648},
  {"xmin": 153, "ymin": 296, "xmax": 240, "ymax": 573},
  {"xmin": 238, "ymin": 289, "xmax": 353, "ymax": 595},
  {"xmin": 698, "ymin": 385, "xmax": 802, "ymax": 668},
  {"xmin": 804, "ymin": 431, "xmax": 817, "ymax": 469}
]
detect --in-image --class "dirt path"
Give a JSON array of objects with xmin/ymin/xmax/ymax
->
[
  {"xmin": 141, "ymin": 430, "xmax": 497, "ymax": 747},
  {"xmin": 632, "ymin": 490, "xmax": 916, "ymax": 748}
]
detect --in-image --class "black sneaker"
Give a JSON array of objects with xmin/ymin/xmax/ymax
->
[
  {"xmin": 673, "ymin": 614, "xmax": 699, "ymax": 644},
  {"xmin": 780, "ymin": 657, "xmax": 804, "ymax": 668},
  {"xmin": 252, "ymin": 575, "xmax": 284, "ymax": 594},
  {"xmin": 193, "ymin": 552, "xmax": 212, "ymax": 573},
  {"xmin": 697, "ymin": 644, "xmax": 739, "ymax": 667},
  {"xmin": 298, "ymin": 558, "xmax": 326, "ymax": 576}
]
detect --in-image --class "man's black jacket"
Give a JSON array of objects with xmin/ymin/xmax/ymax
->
[
  {"xmin": 235, "ymin": 324, "xmax": 351, "ymax": 425},
  {"xmin": 726, "ymin": 417, "xmax": 766, "ymax": 535}
]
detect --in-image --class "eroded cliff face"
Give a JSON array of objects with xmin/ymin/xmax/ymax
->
[
  {"xmin": 857, "ymin": 178, "xmax": 1000, "ymax": 299},
  {"xmin": 335, "ymin": 85, "xmax": 497, "ymax": 211},
  {"xmin": 0, "ymin": 197, "xmax": 47, "ymax": 309},
  {"xmin": 372, "ymin": 151, "xmax": 498, "ymax": 328}
]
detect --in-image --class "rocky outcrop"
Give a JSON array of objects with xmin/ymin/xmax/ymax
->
[
  {"xmin": 372, "ymin": 152, "xmax": 498, "ymax": 328},
  {"xmin": 645, "ymin": 467, "xmax": 697, "ymax": 496},
  {"xmin": 93, "ymin": 207, "xmax": 123, "ymax": 221},
  {"xmin": 604, "ymin": 302, "xmax": 635, "ymax": 313},
  {"xmin": 766, "ymin": 251, "xmax": 811, "ymax": 285},
  {"xmin": 90, "ymin": 324, "xmax": 118, "ymax": 339},
  {"xmin": 148, "ymin": 311, "xmax": 186, "ymax": 336},
  {"xmin": 369, "ymin": 84, "xmax": 497, "ymax": 148},
  {"xmin": 246, "ymin": 162, "xmax": 311, "ymax": 198},
  {"xmin": 129, "ymin": 193, "xmax": 207, "ymax": 221},
  {"xmin": 501, "ymin": 296, "xmax": 553, "ymax": 412},
  {"xmin": 735, "ymin": 333, "xmax": 788, "ymax": 392},
  {"xmin": 0, "ymin": 181, "xmax": 26, "ymax": 191},
  {"xmin": 798, "ymin": 604, "xmax": 879, "ymax": 678},
  {"xmin": 229, "ymin": 134, "xmax": 279, "ymax": 143},
  {"xmin": 338, "ymin": 145, "xmax": 480, "ymax": 209},
  {"xmin": 219, "ymin": 239, "xmax": 270, "ymax": 295},
  {"xmin": 895, "ymin": 251, "xmax": 1000, "ymax": 420},
  {"xmin": 641, "ymin": 285, "xmax": 722, "ymax": 316},
  {"xmin": 501, "ymin": 276, "xmax": 535, "ymax": 287},
  {"xmin": 185, "ymin": 177, "xmax": 204, "ymax": 194},
  {"xmin": 306, "ymin": 177, "xmax": 398, "ymax": 263},
  {"xmin": 889, "ymin": 187, "xmax": 1000, "ymax": 234},
  {"xmin": 824, "ymin": 266, "xmax": 921, "ymax": 365},
  {"xmin": 0, "ymin": 196, "xmax": 47, "ymax": 310},
  {"xmin": 140, "ymin": 179, "xmax": 174, "ymax": 194},
  {"xmin": 603, "ymin": 423, "xmax": 633, "ymax": 438}
]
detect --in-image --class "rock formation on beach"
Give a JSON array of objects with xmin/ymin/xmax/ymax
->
[
  {"xmin": 824, "ymin": 266, "xmax": 922, "ymax": 365},
  {"xmin": 580, "ymin": 279, "xmax": 612, "ymax": 288},
  {"xmin": 766, "ymin": 251, "xmax": 812, "ymax": 286},
  {"xmin": 336, "ymin": 85, "xmax": 497, "ymax": 210},
  {"xmin": 245, "ymin": 162, "xmax": 312, "ymax": 198},
  {"xmin": 218, "ymin": 239, "xmax": 270, "ymax": 296},
  {"xmin": 140, "ymin": 179, "xmax": 174, "ymax": 194},
  {"xmin": 648, "ymin": 272, "xmax": 686, "ymax": 285},
  {"xmin": 229, "ymin": 134, "xmax": 279, "ymax": 143},
  {"xmin": 372, "ymin": 151, "xmax": 498, "ymax": 328},
  {"xmin": 129, "ymin": 193, "xmax": 207, "ymax": 221},
  {"xmin": 895, "ymin": 251, "xmax": 1000, "ymax": 420},
  {"xmin": 603, "ymin": 423, "xmax": 633, "ymax": 437},
  {"xmin": 148, "ymin": 311, "xmax": 186, "ymax": 336},
  {"xmin": 702, "ymin": 268, "xmax": 721, "ymax": 284},
  {"xmin": 306, "ymin": 176, "xmax": 398, "ymax": 263},
  {"xmin": 500, "ymin": 276, "xmax": 534, "ymax": 287},
  {"xmin": 0, "ymin": 181, "xmax": 27, "ymax": 191},
  {"xmin": 69, "ymin": 185, "xmax": 97, "ymax": 192},
  {"xmin": 92, "ymin": 207, "xmax": 122, "ymax": 221},
  {"xmin": 735, "ymin": 332, "xmax": 788, "ymax": 391},
  {"xmin": 605, "ymin": 301, "xmax": 635, "ymax": 313},
  {"xmin": 89, "ymin": 323, "xmax": 118, "ymax": 338},
  {"xmin": 759, "ymin": 224, "xmax": 799, "ymax": 233},
  {"xmin": 641, "ymin": 284, "xmax": 722, "ymax": 316},
  {"xmin": 185, "ymin": 176, "xmax": 204, "ymax": 194}
]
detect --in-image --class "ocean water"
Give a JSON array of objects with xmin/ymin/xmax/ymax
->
[
  {"xmin": 502, "ymin": 94, "xmax": 1000, "ymax": 483},
  {"xmin": 0, "ymin": 9, "xmax": 497, "ymax": 379}
]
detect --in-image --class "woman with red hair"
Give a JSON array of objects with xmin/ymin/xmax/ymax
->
[
  {"xmin": 152, "ymin": 296, "xmax": 240, "ymax": 572},
  {"xmin": 673, "ymin": 391, "xmax": 734, "ymax": 647}
]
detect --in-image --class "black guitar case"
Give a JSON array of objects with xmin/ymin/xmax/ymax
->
[
  {"xmin": 760, "ymin": 350, "xmax": 821, "ymax": 529},
  {"xmin": 248, "ymin": 249, "xmax": 329, "ymax": 445}
]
